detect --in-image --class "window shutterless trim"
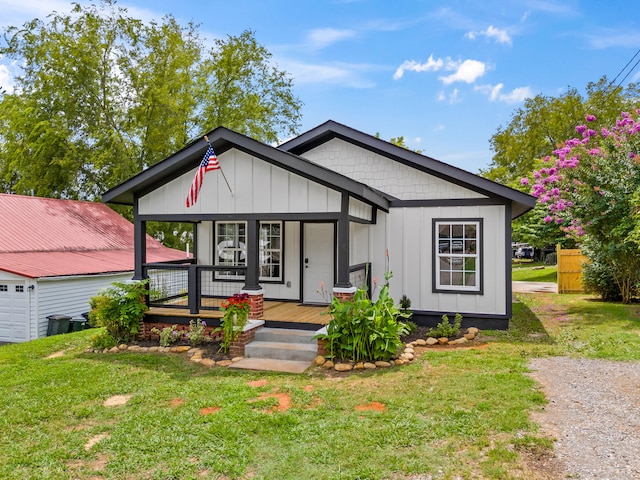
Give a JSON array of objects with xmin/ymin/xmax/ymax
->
[{"xmin": 432, "ymin": 218, "xmax": 483, "ymax": 295}]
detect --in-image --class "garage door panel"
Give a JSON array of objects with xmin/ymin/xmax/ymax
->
[{"xmin": 0, "ymin": 282, "xmax": 28, "ymax": 342}]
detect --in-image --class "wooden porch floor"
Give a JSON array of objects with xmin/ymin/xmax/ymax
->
[{"xmin": 147, "ymin": 299, "xmax": 330, "ymax": 325}]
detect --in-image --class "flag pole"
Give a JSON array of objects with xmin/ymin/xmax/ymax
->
[{"xmin": 204, "ymin": 135, "xmax": 234, "ymax": 196}]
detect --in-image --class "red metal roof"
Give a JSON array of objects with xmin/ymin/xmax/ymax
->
[{"xmin": 0, "ymin": 194, "xmax": 188, "ymax": 278}]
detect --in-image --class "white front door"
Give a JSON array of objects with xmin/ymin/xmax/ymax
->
[
  {"xmin": 0, "ymin": 281, "xmax": 28, "ymax": 343},
  {"xmin": 303, "ymin": 223, "xmax": 334, "ymax": 304}
]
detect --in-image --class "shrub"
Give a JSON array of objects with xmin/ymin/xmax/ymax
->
[
  {"xmin": 90, "ymin": 330, "xmax": 117, "ymax": 350},
  {"xmin": 316, "ymin": 272, "xmax": 410, "ymax": 362},
  {"xmin": 151, "ymin": 324, "xmax": 184, "ymax": 347},
  {"xmin": 186, "ymin": 319, "xmax": 209, "ymax": 347},
  {"xmin": 582, "ymin": 259, "xmax": 622, "ymax": 302},
  {"xmin": 89, "ymin": 279, "xmax": 149, "ymax": 346},
  {"xmin": 428, "ymin": 313, "xmax": 462, "ymax": 339},
  {"xmin": 544, "ymin": 252, "xmax": 557, "ymax": 265}
]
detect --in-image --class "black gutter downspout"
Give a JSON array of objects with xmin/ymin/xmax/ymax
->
[
  {"xmin": 132, "ymin": 197, "xmax": 147, "ymax": 281},
  {"xmin": 243, "ymin": 219, "xmax": 261, "ymax": 291},
  {"xmin": 335, "ymin": 192, "xmax": 352, "ymax": 288}
]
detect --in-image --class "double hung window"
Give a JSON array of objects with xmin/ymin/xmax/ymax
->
[{"xmin": 434, "ymin": 220, "xmax": 481, "ymax": 293}]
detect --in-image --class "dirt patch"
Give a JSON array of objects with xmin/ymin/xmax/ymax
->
[
  {"xmin": 247, "ymin": 379, "xmax": 268, "ymax": 387},
  {"xmin": 354, "ymin": 401, "xmax": 386, "ymax": 412},
  {"xmin": 248, "ymin": 390, "xmax": 292, "ymax": 413},
  {"xmin": 199, "ymin": 406, "xmax": 222, "ymax": 415},
  {"xmin": 45, "ymin": 350, "xmax": 65, "ymax": 359},
  {"xmin": 170, "ymin": 398, "xmax": 185, "ymax": 408},
  {"xmin": 103, "ymin": 394, "xmax": 132, "ymax": 407},
  {"xmin": 84, "ymin": 433, "xmax": 109, "ymax": 452},
  {"xmin": 302, "ymin": 385, "xmax": 315, "ymax": 392}
]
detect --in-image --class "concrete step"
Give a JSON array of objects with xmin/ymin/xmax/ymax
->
[
  {"xmin": 254, "ymin": 327, "xmax": 317, "ymax": 344},
  {"xmin": 228, "ymin": 357, "xmax": 311, "ymax": 374},
  {"xmin": 244, "ymin": 339, "xmax": 317, "ymax": 362}
]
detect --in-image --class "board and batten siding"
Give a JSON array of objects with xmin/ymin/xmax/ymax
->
[
  {"xmin": 387, "ymin": 205, "xmax": 507, "ymax": 316},
  {"xmin": 302, "ymin": 138, "xmax": 487, "ymax": 201},
  {"xmin": 34, "ymin": 273, "xmax": 132, "ymax": 339},
  {"xmin": 139, "ymin": 149, "xmax": 342, "ymax": 216}
]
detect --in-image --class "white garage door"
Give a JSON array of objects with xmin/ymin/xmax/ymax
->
[{"xmin": 0, "ymin": 281, "xmax": 28, "ymax": 343}]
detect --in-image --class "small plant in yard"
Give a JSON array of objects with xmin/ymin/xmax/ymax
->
[
  {"xmin": 88, "ymin": 279, "xmax": 149, "ymax": 347},
  {"xmin": 219, "ymin": 293, "xmax": 250, "ymax": 353},
  {"xmin": 316, "ymin": 271, "xmax": 411, "ymax": 362},
  {"xmin": 186, "ymin": 319, "xmax": 211, "ymax": 347},
  {"xmin": 428, "ymin": 313, "xmax": 462, "ymax": 339},
  {"xmin": 151, "ymin": 324, "xmax": 184, "ymax": 347}
]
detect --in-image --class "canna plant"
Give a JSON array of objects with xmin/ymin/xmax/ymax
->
[{"xmin": 316, "ymin": 271, "xmax": 411, "ymax": 362}]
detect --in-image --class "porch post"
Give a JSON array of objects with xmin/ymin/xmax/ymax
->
[
  {"xmin": 241, "ymin": 219, "xmax": 264, "ymax": 318},
  {"xmin": 133, "ymin": 199, "xmax": 146, "ymax": 280},
  {"xmin": 335, "ymin": 192, "xmax": 352, "ymax": 288}
]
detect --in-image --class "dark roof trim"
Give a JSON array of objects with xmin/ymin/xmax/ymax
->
[
  {"xmin": 279, "ymin": 120, "xmax": 536, "ymax": 217},
  {"xmin": 103, "ymin": 126, "xmax": 390, "ymax": 212}
]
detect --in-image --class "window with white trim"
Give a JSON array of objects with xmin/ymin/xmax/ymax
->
[
  {"xmin": 435, "ymin": 220, "xmax": 481, "ymax": 292},
  {"xmin": 215, "ymin": 221, "xmax": 282, "ymax": 281}
]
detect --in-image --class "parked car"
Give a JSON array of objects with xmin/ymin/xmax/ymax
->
[{"xmin": 515, "ymin": 246, "xmax": 534, "ymax": 259}]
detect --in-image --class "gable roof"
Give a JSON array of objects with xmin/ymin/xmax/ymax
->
[
  {"xmin": 279, "ymin": 120, "xmax": 536, "ymax": 218},
  {"xmin": 102, "ymin": 126, "xmax": 391, "ymax": 210},
  {"xmin": 0, "ymin": 194, "xmax": 187, "ymax": 278}
]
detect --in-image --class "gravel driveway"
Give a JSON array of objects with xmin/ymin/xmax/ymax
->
[{"xmin": 527, "ymin": 357, "xmax": 640, "ymax": 479}]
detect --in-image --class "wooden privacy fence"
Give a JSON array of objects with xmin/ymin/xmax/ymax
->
[{"xmin": 557, "ymin": 245, "xmax": 588, "ymax": 293}]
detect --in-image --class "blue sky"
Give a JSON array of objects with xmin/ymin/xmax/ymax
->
[{"xmin": 1, "ymin": 0, "xmax": 639, "ymax": 173}]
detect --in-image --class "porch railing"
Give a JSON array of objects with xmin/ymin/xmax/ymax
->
[
  {"xmin": 145, "ymin": 260, "xmax": 247, "ymax": 314},
  {"xmin": 349, "ymin": 262, "xmax": 371, "ymax": 294}
]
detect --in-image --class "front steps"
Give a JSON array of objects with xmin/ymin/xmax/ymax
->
[{"xmin": 229, "ymin": 327, "xmax": 318, "ymax": 373}]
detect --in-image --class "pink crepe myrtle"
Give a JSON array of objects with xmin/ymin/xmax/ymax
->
[{"xmin": 529, "ymin": 110, "xmax": 640, "ymax": 239}]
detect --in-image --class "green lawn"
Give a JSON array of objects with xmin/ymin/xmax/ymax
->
[
  {"xmin": 1, "ymin": 293, "xmax": 639, "ymax": 479},
  {"xmin": 512, "ymin": 261, "xmax": 558, "ymax": 283}
]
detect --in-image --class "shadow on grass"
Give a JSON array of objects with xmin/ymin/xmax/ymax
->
[{"xmin": 483, "ymin": 295, "xmax": 554, "ymax": 345}]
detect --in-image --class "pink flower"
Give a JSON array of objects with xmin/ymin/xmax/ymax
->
[
  {"xmin": 586, "ymin": 114, "xmax": 596, "ymax": 122},
  {"xmin": 520, "ymin": 178, "xmax": 529, "ymax": 185},
  {"xmin": 543, "ymin": 215, "xmax": 552, "ymax": 223}
]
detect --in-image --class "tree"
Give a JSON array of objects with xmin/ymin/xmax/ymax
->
[
  {"xmin": 483, "ymin": 77, "xmax": 640, "ymax": 250},
  {"xmin": 0, "ymin": 0, "xmax": 302, "ymax": 202},
  {"xmin": 527, "ymin": 110, "xmax": 640, "ymax": 303}
]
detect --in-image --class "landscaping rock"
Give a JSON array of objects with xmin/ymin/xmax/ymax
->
[
  {"xmin": 109, "ymin": 346, "xmax": 120, "ymax": 353},
  {"xmin": 231, "ymin": 356, "xmax": 244, "ymax": 363},
  {"xmin": 127, "ymin": 345, "xmax": 141, "ymax": 352},
  {"xmin": 190, "ymin": 355, "xmax": 202, "ymax": 363},
  {"xmin": 426, "ymin": 337, "xmax": 439, "ymax": 346},
  {"xmin": 438, "ymin": 337, "xmax": 449, "ymax": 345},
  {"xmin": 216, "ymin": 359, "xmax": 232, "ymax": 367},
  {"xmin": 467, "ymin": 327, "xmax": 479, "ymax": 335},
  {"xmin": 148, "ymin": 346, "xmax": 159, "ymax": 352},
  {"xmin": 375, "ymin": 361, "xmax": 391, "ymax": 368},
  {"xmin": 118, "ymin": 344, "xmax": 127, "ymax": 350},
  {"xmin": 170, "ymin": 346, "xmax": 191, "ymax": 353},
  {"xmin": 363, "ymin": 362, "xmax": 376, "ymax": 370},
  {"xmin": 323, "ymin": 360, "xmax": 334, "ymax": 370},
  {"xmin": 414, "ymin": 338, "xmax": 427, "ymax": 346},
  {"xmin": 314, "ymin": 355, "xmax": 327, "ymax": 366},
  {"xmin": 200, "ymin": 358, "xmax": 216, "ymax": 367},
  {"xmin": 404, "ymin": 347, "xmax": 415, "ymax": 354},
  {"xmin": 464, "ymin": 333, "xmax": 475, "ymax": 340},
  {"xmin": 449, "ymin": 337, "xmax": 469, "ymax": 345},
  {"xmin": 353, "ymin": 362, "xmax": 365, "ymax": 370},
  {"xmin": 334, "ymin": 363, "xmax": 353, "ymax": 372}
]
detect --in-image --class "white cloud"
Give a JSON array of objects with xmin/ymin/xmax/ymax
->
[
  {"xmin": 279, "ymin": 58, "xmax": 375, "ymax": 88},
  {"xmin": 440, "ymin": 59, "xmax": 487, "ymax": 85},
  {"xmin": 465, "ymin": 25, "xmax": 512, "ymax": 46},
  {"xmin": 307, "ymin": 28, "xmax": 357, "ymax": 50},
  {"xmin": 475, "ymin": 83, "xmax": 533, "ymax": 103},
  {"xmin": 393, "ymin": 54, "xmax": 444, "ymax": 79},
  {"xmin": 0, "ymin": 64, "xmax": 13, "ymax": 94}
]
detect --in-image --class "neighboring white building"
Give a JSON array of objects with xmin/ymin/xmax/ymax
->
[
  {"xmin": 0, "ymin": 195, "xmax": 187, "ymax": 342},
  {"xmin": 103, "ymin": 121, "xmax": 535, "ymax": 330}
]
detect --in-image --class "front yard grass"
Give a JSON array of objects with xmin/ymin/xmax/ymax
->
[{"xmin": 1, "ymin": 293, "xmax": 639, "ymax": 479}]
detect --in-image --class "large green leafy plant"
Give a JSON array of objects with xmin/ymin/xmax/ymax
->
[
  {"xmin": 89, "ymin": 279, "xmax": 149, "ymax": 346},
  {"xmin": 316, "ymin": 272, "xmax": 410, "ymax": 362}
]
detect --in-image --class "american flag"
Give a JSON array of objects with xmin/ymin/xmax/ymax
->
[{"xmin": 186, "ymin": 145, "xmax": 220, "ymax": 207}]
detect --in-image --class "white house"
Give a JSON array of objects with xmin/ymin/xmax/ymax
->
[
  {"xmin": 102, "ymin": 121, "xmax": 535, "ymax": 331},
  {"xmin": 0, "ymin": 194, "xmax": 187, "ymax": 342}
]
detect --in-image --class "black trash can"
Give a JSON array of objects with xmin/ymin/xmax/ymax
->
[
  {"xmin": 69, "ymin": 318, "xmax": 87, "ymax": 332},
  {"xmin": 46, "ymin": 315, "xmax": 71, "ymax": 336}
]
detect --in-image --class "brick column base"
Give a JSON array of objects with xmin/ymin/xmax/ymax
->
[
  {"xmin": 241, "ymin": 289, "xmax": 264, "ymax": 319},
  {"xmin": 333, "ymin": 286, "xmax": 357, "ymax": 303},
  {"xmin": 317, "ymin": 338, "xmax": 328, "ymax": 357},
  {"xmin": 229, "ymin": 325, "xmax": 263, "ymax": 357}
]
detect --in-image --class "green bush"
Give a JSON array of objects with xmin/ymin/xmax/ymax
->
[
  {"xmin": 427, "ymin": 313, "xmax": 462, "ymax": 339},
  {"xmin": 544, "ymin": 252, "xmax": 557, "ymax": 265},
  {"xmin": 88, "ymin": 279, "xmax": 149, "ymax": 346},
  {"xmin": 316, "ymin": 272, "xmax": 410, "ymax": 362},
  {"xmin": 582, "ymin": 259, "xmax": 622, "ymax": 302},
  {"xmin": 151, "ymin": 324, "xmax": 183, "ymax": 347}
]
